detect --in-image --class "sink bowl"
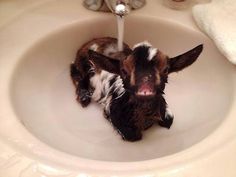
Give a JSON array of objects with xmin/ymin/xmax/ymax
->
[{"xmin": 9, "ymin": 16, "xmax": 235, "ymax": 163}]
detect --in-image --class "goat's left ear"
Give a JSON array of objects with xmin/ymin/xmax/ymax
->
[
  {"xmin": 168, "ymin": 44, "xmax": 203, "ymax": 74},
  {"xmin": 88, "ymin": 50, "xmax": 121, "ymax": 74}
]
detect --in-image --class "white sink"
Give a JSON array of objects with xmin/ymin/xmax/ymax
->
[
  {"xmin": 1, "ymin": 0, "xmax": 236, "ymax": 176},
  {"xmin": 9, "ymin": 16, "xmax": 235, "ymax": 162}
]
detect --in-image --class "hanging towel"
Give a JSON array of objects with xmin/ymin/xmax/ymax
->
[{"xmin": 193, "ymin": 0, "xmax": 236, "ymax": 64}]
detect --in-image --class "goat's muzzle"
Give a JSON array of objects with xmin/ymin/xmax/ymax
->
[{"xmin": 135, "ymin": 81, "xmax": 156, "ymax": 97}]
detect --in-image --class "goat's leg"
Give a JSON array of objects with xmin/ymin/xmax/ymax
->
[
  {"xmin": 77, "ymin": 76, "xmax": 94, "ymax": 107},
  {"xmin": 108, "ymin": 102, "xmax": 142, "ymax": 141},
  {"xmin": 158, "ymin": 98, "xmax": 174, "ymax": 129},
  {"xmin": 110, "ymin": 115, "xmax": 142, "ymax": 142},
  {"xmin": 70, "ymin": 63, "xmax": 93, "ymax": 107},
  {"xmin": 116, "ymin": 124, "xmax": 142, "ymax": 142}
]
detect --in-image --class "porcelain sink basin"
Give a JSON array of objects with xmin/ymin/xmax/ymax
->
[
  {"xmin": 9, "ymin": 16, "xmax": 235, "ymax": 162},
  {"xmin": 1, "ymin": 0, "xmax": 236, "ymax": 175}
]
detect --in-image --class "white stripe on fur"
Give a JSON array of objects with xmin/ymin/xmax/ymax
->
[
  {"xmin": 165, "ymin": 106, "xmax": 174, "ymax": 119},
  {"xmin": 133, "ymin": 41, "xmax": 157, "ymax": 61},
  {"xmin": 148, "ymin": 48, "xmax": 158, "ymax": 61},
  {"xmin": 133, "ymin": 41, "xmax": 152, "ymax": 49},
  {"xmin": 104, "ymin": 44, "xmax": 118, "ymax": 56},
  {"xmin": 90, "ymin": 43, "xmax": 99, "ymax": 51},
  {"xmin": 90, "ymin": 70, "xmax": 125, "ymax": 106}
]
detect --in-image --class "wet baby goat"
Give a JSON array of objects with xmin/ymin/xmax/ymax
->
[{"xmin": 71, "ymin": 37, "xmax": 203, "ymax": 141}]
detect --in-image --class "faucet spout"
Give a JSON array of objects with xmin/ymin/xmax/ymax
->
[{"xmin": 105, "ymin": 0, "xmax": 129, "ymax": 16}]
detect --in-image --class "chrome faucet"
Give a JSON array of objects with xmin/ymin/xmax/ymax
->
[{"xmin": 83, "ymin": 0, "xmax": 146, "ymax": 16}]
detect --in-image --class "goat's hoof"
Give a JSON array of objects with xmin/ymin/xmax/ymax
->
[
  {"xmin": 78, "ymin": 90, "xmax": 91, "ymax": 107},
  {"xmin": 144, "ymin": 120, "xmax": 154, "ymax": 130},
  {"xmin": 119, "ymin": 128, "xmax": 142, "ymax": 142},
  {"xmin": 80, "ymin": 97, "xmax": 91, "ymax": 107},
  {"xmin": 158, "ymin": 115, "xmax": 174, "ymax": 129}
]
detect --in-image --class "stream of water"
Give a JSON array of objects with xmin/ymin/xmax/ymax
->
[{"xmin": 117, "ymin": 15, "xmax": 124, "ymax": 51}]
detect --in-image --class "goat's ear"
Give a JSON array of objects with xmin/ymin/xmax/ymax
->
[
  {"xmin": 168, "ymin": 44, "xmax": 203, "ymax": 73},
  {"xmin": 88, "ymin": 50, "xmax": 121, "ymax": 74}
]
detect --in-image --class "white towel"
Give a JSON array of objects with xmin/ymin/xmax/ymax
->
[{"xmin": 193, "ymin": 0, "xmax": 236, "ymax": 64}]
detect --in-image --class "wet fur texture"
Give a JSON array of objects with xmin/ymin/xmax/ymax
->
[
  {"xmin": 71, "ymin": 37, "xmax": 131, "ymax": 107},
  {"xmin": 71, "ymin": 37, "xmax": 203, "ymax": 141}
]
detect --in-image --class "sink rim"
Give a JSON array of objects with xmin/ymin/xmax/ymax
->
[{"xmin": 1, "ymin": 15, "xmax": 236, "ymax": 174}]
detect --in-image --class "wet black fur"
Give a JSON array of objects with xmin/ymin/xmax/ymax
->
[
  {"xmin": 71, "ymin": 40, "xmax": 203, "ymax": 142},
  {"xmin": 71, "ymin": 55, "xmax": 95, "ymax": 107},
  {"xmin": 106, "ymin": 91, "xmax": 172, "ymax": 141}
]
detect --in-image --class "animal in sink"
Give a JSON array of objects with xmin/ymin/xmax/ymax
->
[{"xmin": 71, "ymin": 37, "xmax": 203, "ymax": 141}]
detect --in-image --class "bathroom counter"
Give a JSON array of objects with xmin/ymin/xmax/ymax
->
[{"xmin": 0, "ymin": 0, "xmax": 236, "ymax": 177}]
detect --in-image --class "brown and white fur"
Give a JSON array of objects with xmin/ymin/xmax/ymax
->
[
  {"xmin": 71, "ymin": 37, "xmax": 131, "ymax": 107},
  {"xmin": 71, "ymin": 37, "xmax": 203, "ymax": 141}
]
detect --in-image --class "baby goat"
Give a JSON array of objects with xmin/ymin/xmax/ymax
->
[{"xmin": 71, "ymin": 37, "xmax": 203, "ymax": 141}]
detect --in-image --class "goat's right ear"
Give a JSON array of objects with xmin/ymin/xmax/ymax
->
[{"xmin": 88, "ymin": 50, "xmax": 121, "ymax": 74}]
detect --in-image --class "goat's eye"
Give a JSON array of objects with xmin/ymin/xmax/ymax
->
[
  {"xmin": 163, "ymin": 67, "xmax": 169, "ymax": 74},
  {"xmin": 121, "ymin": 68, "xmax": 128, "ymax": 76}
]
